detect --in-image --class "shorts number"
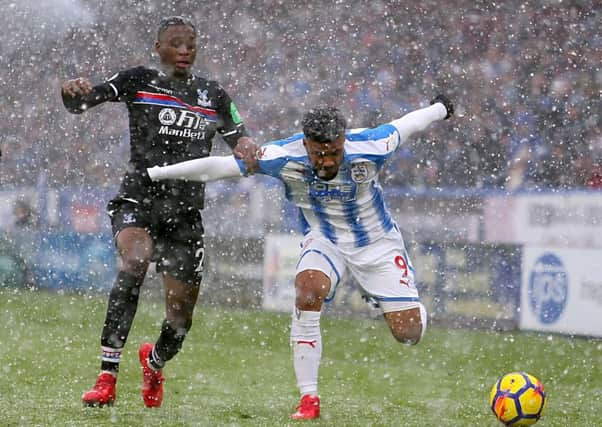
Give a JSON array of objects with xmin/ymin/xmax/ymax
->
[
  {"xmin": 194, "ymin": 247, "xmax": 205, "ymax": 273},
  {"xmin": 394, "ymin": 255, "xmax": 409, "ymax": 286}
]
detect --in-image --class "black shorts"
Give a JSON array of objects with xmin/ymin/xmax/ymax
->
[{"xmin": 107, "ymin": 197, "xmax": 205, "ymax": 285}]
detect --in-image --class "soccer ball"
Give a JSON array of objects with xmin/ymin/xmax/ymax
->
[{"xmin": 489, "ymin": 372, "xmax": 546, "ymax": 426}]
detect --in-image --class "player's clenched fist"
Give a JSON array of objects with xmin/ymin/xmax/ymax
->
[
  {"xmin": 233, "ymin": 136, "xmax": 259, "ymax": 174},
  {"xmin": 61, "ymin": 77, "xmax": 94, "ymax": 97},
  {"xmin": 430, "ymin": 94, "xmax": 454, "ymax": 119}
]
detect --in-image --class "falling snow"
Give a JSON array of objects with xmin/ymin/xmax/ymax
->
[{"xmin": 0, "ymin": 1, "xmax": 601, "ymax": 425}]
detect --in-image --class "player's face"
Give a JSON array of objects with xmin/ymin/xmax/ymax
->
[
  {"xmin": 304, "ymin": 134, "xmax": 346, "ymax": 181},
  {"xmin": 155, "ymin": 25, "xmax": 197, "ymax": 78}
]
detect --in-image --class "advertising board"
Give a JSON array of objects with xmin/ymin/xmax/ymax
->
[
  {"xmin": 485, "ymin": 193, "xmax": 602, "ymax": 248},
  {"xmin": 520, "ymin": 246, "xmax": 602, "ymax": 337}
]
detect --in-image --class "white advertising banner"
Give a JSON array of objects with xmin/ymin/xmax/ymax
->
[
  {"xmin": 484, "ymin": 193, "xmax": 602, "ymax": 248},
  {"xmin": 394, "ymin": 211, "xmax": 481, "ymax": 243},
  {"xmin": 520, "ymin": 246, "xmax": 602, "ymax": 337},
  {"xmin": 262, "ymin": 234, "xmax": 301, "ymax": 312}
]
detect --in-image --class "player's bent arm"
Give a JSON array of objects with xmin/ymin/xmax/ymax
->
[
  {"xmin": 62, "ymin": 84, "xmax": 118, "ymax": 114},
  {"xmin": 390, "ymin": 103, "xmax": 449, "ymax": 141},
  {"xmin": 147, "ymin": 156, "xmax": 243, "ymax": 182}
]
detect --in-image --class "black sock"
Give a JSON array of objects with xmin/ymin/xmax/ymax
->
[
  {"xmin": 148, "ymin": 346, "xmax": 164, "ymax": 370},
  {"xmin": 152, "ymin": 319, "xmax": 191, "ymax": 368},
  {"xmin": 100, "ymin": 271, "xmax": 144, "ymax": 372}
]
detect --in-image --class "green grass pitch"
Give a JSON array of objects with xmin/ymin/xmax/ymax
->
[{"xmin": 0, "ymin": 287, "xmax": 600, "ymax": 426}]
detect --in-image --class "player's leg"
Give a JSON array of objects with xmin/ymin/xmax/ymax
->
[
  {"xmin": 348, "ymin": 228, "xmax": 426, "ymax": 345},
  {"xmin": 138, "ymin": 273, "xmax": 200, "ymax": 407},
  {"xmin": 83, "ymin": 200, "xmax": 153, "ymax": 407},
  {"xmin": 103, "ymin": 227, "xmax": 153, "ymax": 362},
  {"xmin": 138, "ymin": 221, "xmax": 204, "ymax": 407},
  {"xmin": 151, "ymin": 274, "xmax": 200, "ymax": 368},
  {"xmin": 290, "ymin": 234, "xmax": 344, "ymax": 420}
]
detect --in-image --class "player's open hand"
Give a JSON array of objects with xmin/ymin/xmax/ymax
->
[
  {"xmin": 430, "ymin": 94, "xmax": 454, "ymax": 119},
  {"xmin": 233, "ymin": 136, "xmax": 259, "ymax": 174},
  {"xmin": 61, "ymin": 77, "xmax": 93, "ymax": 97}
]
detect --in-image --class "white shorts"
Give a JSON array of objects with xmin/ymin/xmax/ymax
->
[{"xmin": 296, "ymin": 228, "xmax": 420, "ymax": 313}]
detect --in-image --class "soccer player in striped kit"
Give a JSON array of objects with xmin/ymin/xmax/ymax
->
[{"xmin": 147, "ymin": 95, "xmax": 454, "ymax": 419}]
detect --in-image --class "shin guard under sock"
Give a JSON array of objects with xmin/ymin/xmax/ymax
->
[
  {"xmin": 100, "ymin": 271, "xmax": 144, "ymax": 372},
  {"xmin": 290, "ymin": 309, "xmax": 322, "ymax": 396},
  {"xmin": 151, "ymin": 319, "xmax": 191, "ymax": 369}
]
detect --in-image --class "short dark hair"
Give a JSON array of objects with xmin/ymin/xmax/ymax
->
[
  {"xmin": 157, "ymin": 16, "xmax": 196, "ymax": 40},
  {"xmin": 302, "ymin": 107, "xmax": 347, "ymax": 143}
]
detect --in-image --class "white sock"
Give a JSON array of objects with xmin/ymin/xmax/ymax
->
[
  {"xmin": 290, "ymin": 309, "xmax": 322, "ymax": 397},
  {"xmin": 419, "ymin": 303, "xmax": 428, "ymax": 340}
]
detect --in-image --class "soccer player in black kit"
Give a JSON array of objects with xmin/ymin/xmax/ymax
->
[{"xmin": 61, "ymin": 16, "xmax": 257, "ymax": 408}]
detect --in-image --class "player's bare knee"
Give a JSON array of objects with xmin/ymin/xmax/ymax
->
[
  {"xmin": 295, "ymin": 270, "xmax": 330, "ymax": 311},
  {"xmin": 295, "ymin": 291, "xmax": 323, "ymax": 311},
  {"xmin": 119, "ymin": 243, "xmax": 152, "ymax": 275},
  {"xmin": 116, "ymin": 229, "xmax": 153, "ymax": 276},
  {"xmin": 385, "ymin": 307, "xmax": 423, "ymax": 345},
  {"xmin": 121, "ymin": 253, "xmax": 151, "ymax": 276}
]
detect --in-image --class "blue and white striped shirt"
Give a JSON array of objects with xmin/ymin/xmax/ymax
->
[{"xmin": 254, "ymin": 124, "xmax": 401, "ymax": 247}]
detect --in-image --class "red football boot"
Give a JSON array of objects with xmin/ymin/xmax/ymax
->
[
  {"xmin": 138, "ymin": 342, "xmax": 164, "ymax": 408},
  {"xmin": 82, "ymin": 372, "xmax": 117, "ymax": 407},
  {"xmin": 291, "ymin": 394, "xmax": 320, "ymax": 420}
]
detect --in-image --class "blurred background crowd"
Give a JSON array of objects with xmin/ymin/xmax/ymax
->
[{"xmin": 1, "ymin": 0, "xmax": 601, "ymax": 192}]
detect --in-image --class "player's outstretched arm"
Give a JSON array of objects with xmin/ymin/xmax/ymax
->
[
  {"xmin": 147, "ymin": 156, "xmax": 243, "ymax": 182},
  {"xmin": 391, "ymin": 94, "xmax": 454, "ymax": 141},
  {"xmin": 61, "ymin": 77, "xmax": 117, "ymax": 114}
]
